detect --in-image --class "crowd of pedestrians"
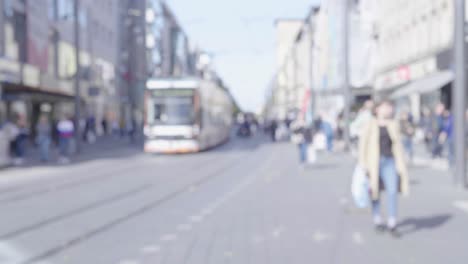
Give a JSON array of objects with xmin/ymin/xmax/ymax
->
[
  {"xmin": 0, "ymin": 112, "xmax": 140, "ymax": 167},
  {"xmin": 280, "ymin": 98, "xmax": 456, "ymax": 237}
]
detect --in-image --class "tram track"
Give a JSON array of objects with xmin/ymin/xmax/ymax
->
[
  {"xmin": 17, "ymin": 151, "xmax": 249, "ymax": 264},
  {"xmin": 0, "ymin": 151, "xmax": 241, "ymax": 241},
  {"xmin": 0, "ymin": 152, "xmax": 223, "ymax": 206}
]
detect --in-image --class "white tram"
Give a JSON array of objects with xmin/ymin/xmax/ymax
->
[{"xmin": 144, "ymin": 78, "xmax": 233, "ymax": 154}]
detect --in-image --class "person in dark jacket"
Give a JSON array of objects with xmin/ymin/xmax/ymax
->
[
  {"xmin": 431, "ymin": 103, "xmax": 445, "ymax": 158},
  {"xmin": 400, "ymin": 111, "xmax": 415, "ymax": 162},
  {"xmin": 36, "ymin": 115, "xmax": 52, "ymax": 162},
  {"xmin": 270, "ymin": 120, "xmax": 277, "ymax": 142}
]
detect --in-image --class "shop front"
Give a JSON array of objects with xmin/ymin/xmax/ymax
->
[
  {"xmin": 374, "ymin": 53, "xmax": 454, "ymax": 121},
  {"xmin": 1, "ymin": 82, "xmax": 75, "ymax": 143}
]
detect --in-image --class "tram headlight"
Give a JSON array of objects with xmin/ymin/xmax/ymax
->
[{"xmin": 143, "ymin": 126, "xmax": 150, "ymax": 137}]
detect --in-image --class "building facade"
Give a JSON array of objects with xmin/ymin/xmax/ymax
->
[
  {"xmin": 369, "ymin": 0, "xmax": 457, "ymax": 119},
  {"xmin": 273, "ymin": 19, "xmax": 303, "ymax": 121},
  {"xmin": 0, "ymin": 0, "xmax": 120, "ymax": 136}
]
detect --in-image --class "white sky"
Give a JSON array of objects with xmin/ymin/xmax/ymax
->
[{"xmin": 166, "ymin": 0, "xmax": 320, "ymax": 112}]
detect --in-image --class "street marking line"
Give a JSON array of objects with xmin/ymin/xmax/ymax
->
[
  {"xmin": 140, "ymin": 245, "xmax": 160, "ymax": 254},
  {"xmin": 177, "ymin": 224, "xmax": 192, "ymax": 232},
  {"xmin": 454, "ymin": 200, "xmax": 468, "ymax": 213},
  {"xmin": 251, "ymin": 235, "xmax": 264, "ymax": 245},
  {"xmin": 118, "ymin": 259, "xmax": 139, "ymax": 264},
  {"xmin": 352, "ymin": 232, "xmax": 364, "ymax": 245},
  {"xmin": 160, "ymin": 234, "xmax": 178, "ymax": 242},
  {"xmin": 272, "ymin": 227, "xmax": 284, "ymax": 238},
  {"xmin": 312, "ymin": 230, "xmax": 331, "ymax": 243},
  {"xmin": 189, "ymin": 215, "xmax": 204, "ymax": 223}
]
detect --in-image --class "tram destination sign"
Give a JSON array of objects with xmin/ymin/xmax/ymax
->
[{"xmin": 151, "ymin": 89, "xmax": 194, "ymax": 97}]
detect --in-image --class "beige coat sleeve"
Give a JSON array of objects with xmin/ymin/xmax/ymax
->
[{"xmin": 358, "ymin": 123, "xmax": 370, "ymax": 169}]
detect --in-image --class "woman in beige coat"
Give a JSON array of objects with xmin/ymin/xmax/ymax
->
[{"xmin": 359, "ymin": 100, "xmax": 409, "ymax": 237}]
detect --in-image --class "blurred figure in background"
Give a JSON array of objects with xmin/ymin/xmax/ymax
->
[
  {"xmin": 57, "ymin": 115, "xmax": 74, "ymax": 164},
  {"xmin": 3, "ymin": 116, "xmax": 20, "ymax": 164},
  {"xmin": 440, "ymin": 109, "xmax": 454, "ymax": 165},
  {"xmin": 320, "ymin": 116, "xmax": 334, "ymax": 152},
  {"xmin": 336, "ymin": 111, "xmax": 345, "ymax": 141},
  {"xmin": 292, "ymin": 119, "xmax": 313, "ymax": 166},
  {"xmin": 101, "ymin": 118, "xmax": 108, "ymax": 136},
  {"xmin": 359, "ymin": 100, "xmax": 409, "ymax": 237},
  {"xmin": 419, "ymin": 107, "xmax": 433, "ymax": 152},
  {"xmin": 36, "ymin": 115, "xmax": 52, "ymax": 162},
  {"xmin": 431, "ymin": 103, "xmax": 445, "ymax": 158},
  {"xmin": 13, "ymin": 114, "xmax": 28, "ymax": 166},
  {"xmin": 350, "ymin": 100, "xmax": 374, "ymax": 151},
  {"xmin": 399, "ymin": 111, "xmax": 415, "ymax": 163},
  {"xmin": 84, "ymin": 115, "xmax": 96, "ymax": 144},
  {"xmin": 270, "ymin": 120, "xmax": 277, "ymax": 142}
]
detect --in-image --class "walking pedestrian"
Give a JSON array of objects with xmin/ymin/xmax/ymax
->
[
  {"xmin": 3, "ymin": 117, "xmax": 19, "ymax": 164},
  {"xmin": 101, "ymin": 118, "xmax": 108, "ymax": 135},
  {"xmin": 350, "ymin": 100, "xmax": 374, "ymax": 141},
  {"xmin": 36, "ymin": 115, "xmax": 52, "ymax": 162},
  {"xmin": 292, "ymin": 120, "xmax": 308, "ymax": 164},
  {"xmin": 270, "ymin": 120, "xmax": 277, "ymax": 142},
  {"xmin": 440, "ymin": 109, "xmax": 454, "ymax": 166},
  {"xmin": 13, "ymin": 114, "xmax": 28, "ymax": 166},
  {"xmin": 84, "ymin": 115, "xmax": 96, "ymax": 144},
  {"xmin": 320, "ymin": 117, "xmax": 334, "ymax": 152},
  {"xmin": 57, "ymin": 115, "xmax": 74, "ymax": 164},
  {"xmin": 358, "ymin": 100, "xmax": 409, "ymax": 237},
  {"xmin": 431, "ymin": 103, "xmax": 445, "ymax": 158},
  {"xmin": 420, "ymin": 107, "xmax": 433, "ymax": 152},
  {"xmin": 399, "ymin": 111, "xmax": 415, "ymax": 163},
  {"xmin": 350, "ymin": 100, "xmax": 374, "ymax": 153}
]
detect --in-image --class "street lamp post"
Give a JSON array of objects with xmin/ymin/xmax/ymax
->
[
  {"xmin": 342, "ymin": 0, "xmax": 352, "ymax": 151},
  {"xmin": 73, "ymin": 0, "xmax": 81, "ymax": 153},
  {"xmin": 453, "ymin": 0, "xmax": 467, "ymax": 187}
]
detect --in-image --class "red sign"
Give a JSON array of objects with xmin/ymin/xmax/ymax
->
[{"xmin": 398, "ymin": 66, "xmax": 410, "ymax": 81}]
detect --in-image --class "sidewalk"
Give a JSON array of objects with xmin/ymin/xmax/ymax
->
[
  {"xmin": 165, "ymin": 144, "xmax": 468, "ymax": 264},
  {"xmin": 412, "ymin": 142, "xmax": 450, "ymax": 171},
  {"xmin": 312, "ymin": 151, "xmax": 468, "ymax": 263},
  {"xmin": 296, "ymin": 150, "xmax": 468, "ymax": 262},
  {"xmin": 1, "ymin": 135, "xmax": 143, "ymax": 170}
]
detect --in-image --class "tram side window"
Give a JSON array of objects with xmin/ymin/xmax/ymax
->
[{"xmin": 154, "ymin": 104, "xmax": 164, "ymax": 122}]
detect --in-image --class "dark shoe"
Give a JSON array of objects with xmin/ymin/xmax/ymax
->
[
  {"xmin": 389, "ymin": 227, "xmax": 401, "ymax": 238},
  {"xmin": 374, "ymin": 224, "xmax": 386, "ymax": 234}
]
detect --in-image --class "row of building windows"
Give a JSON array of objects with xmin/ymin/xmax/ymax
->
[{"xmin": 376, "ymin": 0, "xmax": 453, "ymax": 72}]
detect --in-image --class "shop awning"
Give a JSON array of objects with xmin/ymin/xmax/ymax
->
[
  {"xmin": 1, "ymin": 82, "xmax": 75, "ymax": 102},
  {"xmin": 390, "ymin": 71, "xmax": 453, "ymax": 99}
]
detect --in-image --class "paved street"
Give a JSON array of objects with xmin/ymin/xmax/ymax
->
[{"xmin": 0, "ymin": 135, "xmax": 468, "ymax": 264}]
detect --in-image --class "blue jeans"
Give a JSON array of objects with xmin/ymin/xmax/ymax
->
[
  {"xmin": 326, "ymin": 135, "xmax": 333, "ymax": 151},
  {"xmin": 372, "ymin": 157, "xmax": 399, "ymax": 220},
  {"xmin": 59, "ymin": 137, "xmax": 70, "ymax": 157},
  {"xmin": 14, "ymin": 135, "xmax": 27, "ymax": 158},
  {"xmin": 38, "ymin": 138, "xmax": 51, "ymax": 161},
  {"xmin": 299, "ymin": 142, "xmax": 308, "ymax": 163}
]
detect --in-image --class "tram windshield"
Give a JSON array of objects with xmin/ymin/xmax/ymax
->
[{"xmin": 147, "ymin": 89, "xmax": 195, "ymax": 126}]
